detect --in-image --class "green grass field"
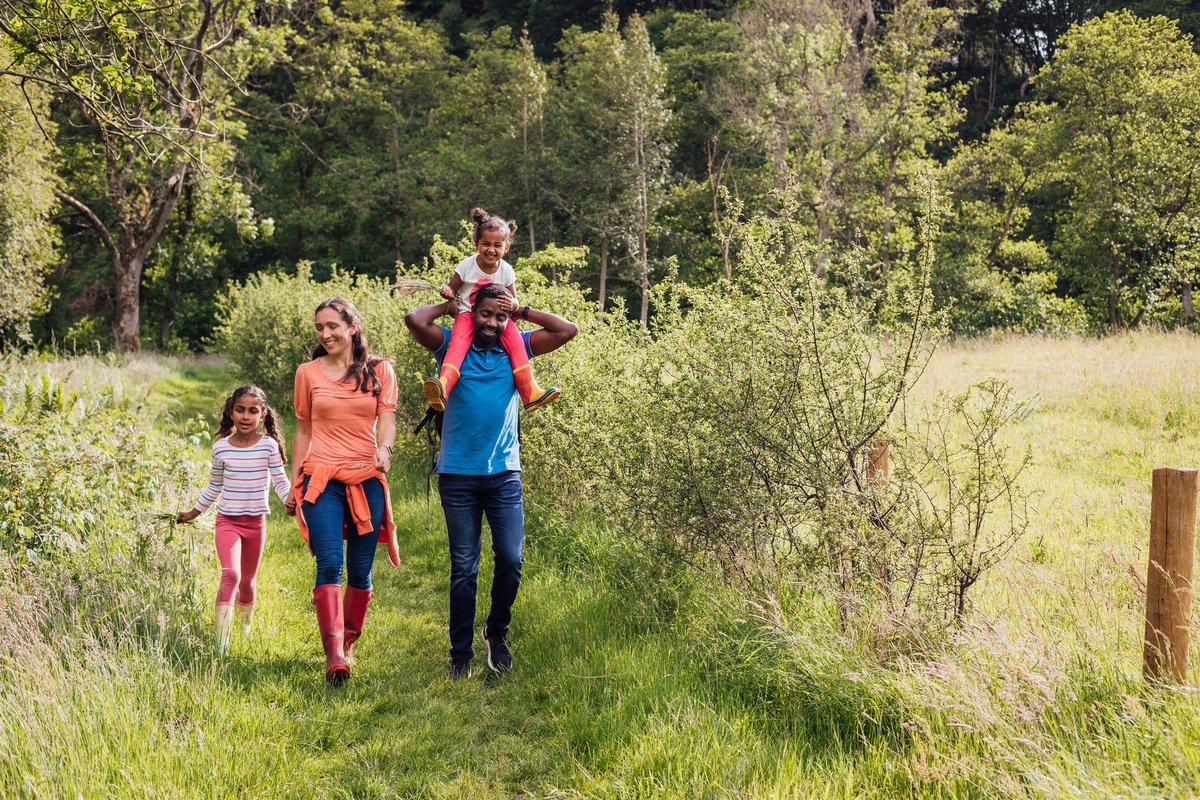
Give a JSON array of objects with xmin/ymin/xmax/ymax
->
[{"xmin": 2, "ymin": 332, "xmax": 1199, "ymax": 798}]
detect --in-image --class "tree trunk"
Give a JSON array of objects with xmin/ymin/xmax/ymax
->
[
  {"xmin": 639, "ymin": 228, "xmax": 650, "ymax": 327},
  {"xmin": 113, "ymin": 253, "xmax": 145, "ymax": 352},
  {"xmin": 597, "ymin": 235, "xmax": 609, "ymax": 315},
  {"xmin": 1109, "ymin": 287, "xmax": 1120, "ymax": 328},
  {"xmin": 528, "ymin": 216, "xmax": 536, "ymax": 253},
  {"xmin": 1184, "ymin": 281, "xmax": 1194, "ymax": 324}
]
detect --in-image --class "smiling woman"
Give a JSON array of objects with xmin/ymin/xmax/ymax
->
[{"xmin": 287, "ymin": 297, "xmax": 399, "ymax": 686}]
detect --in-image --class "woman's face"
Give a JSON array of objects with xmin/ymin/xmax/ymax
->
[
  {"xmin": 475, "ymin": 228, "xmax": 511, "ymax": 270},
  {"xmin": 314, "ymin": 307, "xmax": 357, "ymax": 357}
]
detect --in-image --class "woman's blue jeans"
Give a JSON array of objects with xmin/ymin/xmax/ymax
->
[
  {"xmin": 438, "ymin": 471, "xmax": 525, "ymax": 662},
  {"xmin": 302, "ymin": 476, "xmax": 383, "ymax": 590}
]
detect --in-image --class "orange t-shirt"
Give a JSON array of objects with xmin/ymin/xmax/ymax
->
[{"xmin": 294, "ymin": 358, "xmax": 398, "ymax": 468}]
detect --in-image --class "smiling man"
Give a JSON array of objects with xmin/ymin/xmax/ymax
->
[{"xmin": 405, "ymin": 283, "xmax": 577, "ymax": 676}]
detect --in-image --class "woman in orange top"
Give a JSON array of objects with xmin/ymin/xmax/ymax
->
[{"xmin": 285, "ymin": 297, "xmax": 398, "ymax": 685}]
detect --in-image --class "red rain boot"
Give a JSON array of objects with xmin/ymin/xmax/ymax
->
[
  {"xmin": 343, "ymin": 586, "xmax": 373, "ymax": 663},
  {"xmin": 313, "ymin": 584, "xmax": 350, "ymax": 686}
]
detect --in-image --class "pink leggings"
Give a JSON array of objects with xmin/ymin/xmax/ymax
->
[{"xmin": 214, "ymin": 513, "xmax": 266, "ymax": 606}]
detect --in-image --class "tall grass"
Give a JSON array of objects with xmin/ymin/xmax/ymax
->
[{"xmin": 1, "ymin": 334, "xmax": 1199, "ymax": 798}]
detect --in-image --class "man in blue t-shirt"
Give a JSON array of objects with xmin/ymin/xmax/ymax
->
[{"xmin": 405, "ymin": 283, "xmax": 577, "ymax": 676}]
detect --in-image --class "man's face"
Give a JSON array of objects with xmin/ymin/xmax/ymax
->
[{"xmin": 472, "ymin": 296, "xmax": 509, "ymax": 348}]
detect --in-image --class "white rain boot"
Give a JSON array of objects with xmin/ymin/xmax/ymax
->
[
  {"xmin": 214, "ymin": 603, "xmax": 234, "ymax": 654},
  {"xmin": 234, "ymin": 601, "xmax": 255, "ymax": 638}
]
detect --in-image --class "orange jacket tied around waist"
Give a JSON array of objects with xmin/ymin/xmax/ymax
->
[{"xmin": 293, "ymin": 462, "xmax": 399, "ymax": 568}]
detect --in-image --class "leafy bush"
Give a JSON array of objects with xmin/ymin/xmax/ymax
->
[
  {"xmin": 526, "ymin": 188, "xmax": 1031, "ymax": 629},
  {"xmin": 0, "ymin": 357, "xmax": 203, "ymax": 645}
]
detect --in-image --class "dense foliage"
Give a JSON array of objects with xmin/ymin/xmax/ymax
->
[{"xmin": 1, "ymin": 1, "xmax": 1198, "ymax": 349}]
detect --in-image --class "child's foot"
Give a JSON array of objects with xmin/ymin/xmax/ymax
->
[
  {"xmin": 423, "ymin": 377, "xmax": 447, "ymax": 412},
  {"xmin": 523, "ymin": 386, "xmax": 560, "ymax": 413}
]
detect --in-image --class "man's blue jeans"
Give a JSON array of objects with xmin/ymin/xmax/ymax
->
[
  {"xmin": 438, "ymin": 471, "xmax": 525, "ymax": 662},
  {"xmin": 302, "ymin": 476, "xmax": 383, "ymax": 590}
]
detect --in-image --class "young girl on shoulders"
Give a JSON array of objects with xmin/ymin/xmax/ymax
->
[
  {"xmin": 422, "ymin": 206, "xmax": 560, "ymax": 413},
  {"xmin": 176, "ymin": 385, "xmax": 291, "ymax": 653}
]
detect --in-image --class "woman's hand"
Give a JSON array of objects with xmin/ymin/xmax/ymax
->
[
  {"xmin": 177, "ymin": 508, "xmax": 199, "ymax": 524},
  {"xmin": 374, "ymin": 445, "xmax": 392, "ymax": 473},
  {"xmin": 284, "ymin": 495, "xmax": 298, "ymax": 516}
]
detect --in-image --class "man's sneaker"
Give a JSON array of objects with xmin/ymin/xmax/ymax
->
[
  {"xmin": 448, "ymin": 659, "xmax": 472, "ymax": 679},
  {"xmin": 481, "ymin": 627, "xmax": 513, "ymax": 673}
]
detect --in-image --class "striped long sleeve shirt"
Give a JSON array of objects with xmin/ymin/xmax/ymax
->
[{"xmin": 193, "ymin": 435, "xmax": 292, "ymax": 516}]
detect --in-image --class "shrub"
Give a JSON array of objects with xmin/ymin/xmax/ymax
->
[
  {"xmin": 0, "ymin": 357, "xmax": 203, "ymax": 644},
  {"xmin": 527, "ymin": 186, "xmax": 1031, "ymax": 629}
]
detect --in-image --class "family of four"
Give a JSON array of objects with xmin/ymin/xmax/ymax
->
[{"xmin": 177, "ymin": 207, "xmax": 578, "ymax": 684}]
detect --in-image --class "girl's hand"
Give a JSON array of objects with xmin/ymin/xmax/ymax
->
[
  {"xmin": 284, "ymin": 496, "xmax": 297, "ymax": 516},
  {"xmin": 374, "ymin": 445, "xmax": 392, "ymax": 473},
  {"xmin": 439, "ymin": 285, "xmax": 455, "ymax": 300},
  {"xmin": 177, "ymin": 509, "xmax": 199, "ymax": 524}
]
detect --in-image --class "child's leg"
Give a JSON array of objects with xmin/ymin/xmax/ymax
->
[
  {"xmin": 214, "ymin": 515, "xmax": 242, "ymax": 606},
  {"xmin": 500, "ymin": 319, "xmax": 560, "ymax": 411},
  {"xmin": 425, "ymin": 312, "xmax": 474, "ymax": 410},
  {"xmin": 236, "ymin": 515, "xmax": 266, "ymax": 606},
  {"xmin": 439, "ymin": 312, "xmax": 475, "ymax": 396}
]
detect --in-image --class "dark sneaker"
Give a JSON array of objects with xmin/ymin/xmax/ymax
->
[
  {"xmin": 448, "ymin": 659, "xmax": 472, "ymax": 679},
  {"xmin": 481, "ymin": 627, "xmax": 513, "ymax": 673}
]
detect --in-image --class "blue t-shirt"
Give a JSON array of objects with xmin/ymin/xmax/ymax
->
[{"xmin": 434, "ymin": 327, "xmax": 534, "ymax": 475}]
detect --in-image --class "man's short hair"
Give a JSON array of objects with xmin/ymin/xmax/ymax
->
[{"xmin": 474, "ymin": 282, "xmax": 509, "ymax": 306}]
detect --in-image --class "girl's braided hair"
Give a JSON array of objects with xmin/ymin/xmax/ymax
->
[
  {"xmin": 311, "ymin": 297, "xmax": 388, "ymax": 395},
  {"xmin": 216, "ymin": 385, "xmax": 288, "ymax": 465}
]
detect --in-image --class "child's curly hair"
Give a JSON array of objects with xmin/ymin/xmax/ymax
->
[{"xmin": 470, "ymin": 206, "xmax": 517, "ymax": 244}]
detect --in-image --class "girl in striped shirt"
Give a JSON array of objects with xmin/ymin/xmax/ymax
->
[{"xmin": 177, "ymin": 385, "xmax": 292, "ymax": 653}]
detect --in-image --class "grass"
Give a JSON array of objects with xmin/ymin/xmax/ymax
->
[{"xmin": 2, "ymin": 331, "xmax": 1200, "ymax": 798}]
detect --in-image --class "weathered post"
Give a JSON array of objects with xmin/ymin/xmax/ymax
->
[
  {"xmin": 867, "ymin": 436, "xmax": 890, "ymax": 484},
  {"xmin": 1143, "ymin": 467, "xmax": 1200, "ymax": 683}
]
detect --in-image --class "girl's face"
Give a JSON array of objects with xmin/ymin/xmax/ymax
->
[
  {"xmin": 314, "ymin": 307, "xmax": 358, "ymax": 357},
  {"xmin": 230, "ymin": 396, "xmax": 265, "ymax": 437},
  {"xmin": 475, "ymin": 228, "xmax": 511, "ymax": 270}
]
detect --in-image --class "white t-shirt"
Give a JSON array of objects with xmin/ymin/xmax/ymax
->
[{"xmin": 454, "ymin": 255, "xmax": 516, "ymax": 311}]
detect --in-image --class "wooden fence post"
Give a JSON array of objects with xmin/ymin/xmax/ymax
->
[
  {"xmin": 867, "ymin": 436, "xmax": 890, "ymax": 484},
  {"xmin": 1143, "ymin": 466, "xmax": 1200, "ymax": 683}
]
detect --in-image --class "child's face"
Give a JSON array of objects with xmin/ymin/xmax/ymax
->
[
  {"xmin": 475, "ymin": 229, "xmax": 511, "ymax": 270},
  {"xmin": 231, "ymin": 396, "xmax": 265, "ymax": 436},
  {"xmin": 314, "ymin": 308, "xmax": 357, "ymax": 357}
]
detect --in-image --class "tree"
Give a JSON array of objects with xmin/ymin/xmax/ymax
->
[
  {"xmin": 0, "ymin": 62, "xmax": 58, "ymax": 346},
  {"xmin": 714, "ymin": 0, "xmax": 961, "ymax": 275},
  {"xmin": 429, "ymin": 27, "xmax": 551, "ymax": 257},
  {"xmin": 551, "ymin": 12, "xmax": 671, "ymax": 321},
  {"xmin": 0, "ymin": 0, "xmax": 278, "ymax": 350},
  {"xmin": 1032, "ymin": 11, "xmax": 1200, "ymax": 327}
]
